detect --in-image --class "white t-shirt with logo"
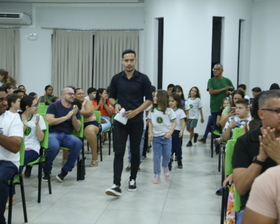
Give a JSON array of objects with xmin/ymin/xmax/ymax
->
[
  {"xmin": 147, "ymin": 107, "xmax": 176, "ymax": 137},
  {"xmin": 0, "ymin": 111, "xmax": 23, "ymax": 168},
  {"xmin": 186, "ymin": 98, "xmax": 202, "ymax": 119},
  {"xmin": 24, "ymin": 114, "xmax": 46, "ymax": 153},
  {"xmin": 173, "ymin": 108, "xmax": 186, "ymax": 131}
]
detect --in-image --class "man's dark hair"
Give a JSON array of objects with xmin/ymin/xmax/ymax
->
[
  {"xmin": 269, "ymin": 83, "xmax": 280, "ymax": 90},
  {"xmin": 87, "ymin": 87, "xmax": 96, "ymax": 95},
  {"xmin": 44, "ymin": 85, "xmax": 52, "ymax": 91},
  {"xmin": 238, "ymin": 84, "xmax": 247, "ymax": 90},
  {"xmin": 7, "ymin": 93, "xmax": 21, "ymax": 108},
  {"xmin": 122, "ymin": 49, "xmax": 136, "ymax": 58},
  {"xmin": 235, "ymin": 98, "xmax": 249, "ymax": 108},
  {"xmin": 252, "ymin": 87, "xmax": 262, "ymax": 93},
  {"xmin": 167, "ymin": 84, "xmax": 174, "ymax": 89},
  {"xmin": 28, "ymin": 92, "xmax": 37, "ymax": 98},
  {"xmin": 0, "ymin": 87, "xmax": 5, "ymax": 92},
  {"xmin": 13, "ymin": 89, "xmax": 25, "ymax": 95}
]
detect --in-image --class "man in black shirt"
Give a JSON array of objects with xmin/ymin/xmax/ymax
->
[
  {"xmin": 105, "ymin": 49, "xmax": 152, "ymax": 196},
  {"xmin": 232, "ymin": 90, "xmax": 280, "ymax": 224}
]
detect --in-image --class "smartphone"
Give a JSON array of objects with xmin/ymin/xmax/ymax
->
[{"xmin": 231, "ymin": 107, "xmax": 236, "ymax": 114}]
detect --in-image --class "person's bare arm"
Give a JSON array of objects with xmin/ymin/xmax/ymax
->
[
  {"xmin": 222, "ymin": 121, "xmax": 236, "ymax": 142},
  {"xmin": 148, "ymin": 120, "xmax": 153, "ymax": 141},
  {"xmin": 208, "ymin": 86, "xmax": 233, "ymax": 95},
  {"xmin": 243, "ymin": 208, "xmax": 276, "ymax": 224},
  {"xmin": 220, "ymin": 112, "xmax": 233, "ymax": 128},
  {"xmin": 164, "ymin": 119, "xmax": 176, "ymax": 139},
  {"xmin": 80, "ymin": 100, "xmax": 94, "ymax": 118},
  {"xmin": 46, "ymin": 113, "xmax": 72, "ymax": 126},
  {"xmin": 104, "ymin": 101, "xmax": 113, "ymax": 116},
  {"xmin": 124, "ymin": 100, "xmax": 152, "ymax": 119},
  {"xmin": 35, "ymin": 115, "xmax": 44, "ymax": 142},
  {"xmin": 0, "ymin": 135, "xmax": 22, "ymax": 153},
  {"xmin": 71, "ymin": 105, "xmax": 81, "ymax": 132}
]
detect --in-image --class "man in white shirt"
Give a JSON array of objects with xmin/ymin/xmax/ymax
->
[{"xmin": 0, "ymin": 87, "xmax": 23, "ymax": 224}]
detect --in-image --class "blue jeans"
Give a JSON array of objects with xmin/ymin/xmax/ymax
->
[
  {"xmin": 101, "ymin": 116, "xmax": 111, "ymax": 133},
  {"xmin": 236, "ymin": 210, "xmax": 244, "ymax": 224},
  {"xmin": 24, "ymin": 149, "xmax": 39, "ymax": 166},
  {"xmin": 171, "ymin": 130, "xmax": 183, "ymax": 160},
  {"xmin": 127, "ymin": 130, "xmax": 145, "ymax": 163},
  {"xmin": 153, "ymin": 136, "xmax": 172, "ymax": 175},
  {"xmin": 43, "ymin": 132, "xmax": 82, "ymax": 173},
  {"xmin": 113, "ymin": 120, "xmax": 143, "ymax": 186},
  {"xmin": 0, "ymin": 160, "xmax": 18, "ymax": 224}
]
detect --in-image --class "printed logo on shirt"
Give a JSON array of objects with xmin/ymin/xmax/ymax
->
[
  {"xmin": 24, "ymin": 127, "xmax": 31, "ymax": 136},
  {"xmin": 190, "ymin": 104, "xmax": 193, "ymax": 109},
  {"xmin": 157, "ymin": 117, "xmax": 163, "ymax": 124}
]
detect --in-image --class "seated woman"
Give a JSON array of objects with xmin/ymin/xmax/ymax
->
[
  {"xmin": 38, "ymin": 85, "xmax": 55, "ymax": 105},
  {"xmin": 92, "ymin": 88, "xmax": 114, "ymax": 135},
  {"xmin": 75, "ymin": 88, "xmax": 102, "ymax": 167},
  {"xmin": 20, "ymin": 95, "xmax": 46, "ymax": 177},
  {"xmin": 2, "ymin": 83, "xmax": 17, "ymax": 94}
]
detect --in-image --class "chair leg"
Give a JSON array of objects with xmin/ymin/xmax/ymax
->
[
  {"xmin": 218, "ymin": 145, "xmax": 221, "ymax": 172},
  {"xmin": 8, "ymin": 177, "xmax": 14, "ymax": 224},
  {"xmin": 99, "ymin": 135, "xmax": 103, "ymax": 162},
  {"xmin": 108, "ymin": 130, "xmax": 111, "ymax": 155},
  {"xmin": 19, "ymin": 175, "xmax": 28, "ymax": 223},
  {"xmin": 38, "ymin": 159, "xmax": 42, "ymax": 203}
]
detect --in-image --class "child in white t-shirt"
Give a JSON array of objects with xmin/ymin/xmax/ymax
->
[
  {"xmin": 186, "ymin": 87, "xmax": 204, "ymax": 147},
  {"xmin": 148, "ymin": 90, "xmax": 176, "ymax": 184},
  {"xmin": 168, "ymin": 92, "xmax": 186, "ymax": 170},
  {"xmin": 20, "ymin": 95, "xmax": 46, "ymax": 177}
]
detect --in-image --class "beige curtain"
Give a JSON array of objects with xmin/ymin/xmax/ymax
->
[
  {"xmin": 52, "ymin": 30, "xmax": 93, "ymax": 96},
  {"xmin": 0, "ymin": 29, "xmax": 19, "ymax": 83},
  {"xmin": 93, "ymin": 31, "xmax": 139, "ymax": 89}
]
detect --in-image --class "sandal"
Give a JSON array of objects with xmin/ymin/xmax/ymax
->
[{"xmin": 90, "ymin": 160, "xmax": 98, "ymax": 167}]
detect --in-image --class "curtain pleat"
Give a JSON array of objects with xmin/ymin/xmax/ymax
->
[{"xmin": 0, "ymin": 29, "xmax": 19, "ymax": 83}]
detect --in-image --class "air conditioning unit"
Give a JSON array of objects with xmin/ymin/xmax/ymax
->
[{"xmin": 0, "ymin": 12, "xmax": 32, "ymax": 25}]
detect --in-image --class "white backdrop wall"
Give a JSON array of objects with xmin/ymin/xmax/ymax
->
[
  {"xmin": 143, "ymin": 0, "xmax": 253, "ymax": 135},
  {"xmin": 250, "ymin": 0, "xmax": 280, "ymax": 92}
]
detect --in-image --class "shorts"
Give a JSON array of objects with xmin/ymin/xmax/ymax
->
[
  {"xmin": 84, "ymin": 121, "xmax": 102, "ymax": 134},
  {"xmin": 187, "ymin": 119, "xmax": 198, "ymax": 128}
]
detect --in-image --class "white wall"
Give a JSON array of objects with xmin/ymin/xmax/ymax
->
[
  {"xmin": 0, "ymin": 3, "xmax": 145, "ymax": 96},
  {"xmin": 144, "ymin": 0, "xmax": 253, "ymax": 135},
  {"xmin": 250, "ymin": 0, "xmax": 280, "ymax": 92}
]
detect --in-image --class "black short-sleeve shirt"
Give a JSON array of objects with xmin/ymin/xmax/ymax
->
[
  {"xmin": 109, "ymin": 70, "xmax": 152, "ymax": 123},
  {"xmin": 232, "ymin": 126, "xmax": 277, "ymax": 210}
]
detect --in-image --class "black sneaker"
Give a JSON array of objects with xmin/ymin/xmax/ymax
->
[
  {"xmin": 186, "ymin": 141, "xmax": 193, "ymax": 147},
  {"xmin": 42, "ymin": 172, "xmax": 51, "ymax": 182},
  {"xmin": 128, "ymin": 179, "xmax": 137, "ymax": 192},
  {"xmin": 56, "ymin": 169, "xmax": 68, "ymax": 183},
  {"xmin": 125, "ymin": 163, "xmax": 131, "ymax": 172},
  {"xmin": 24, "ymin": 165, "xmax": 33, "ymax": 178},
  {"xmin": 194, "ymin": 133, "xmax": 199, "ymax": 143},
  {"xmin": 105, "ymin": 184, "xmax": 122, "ymax": 196},
  {"xmin": 178, "ymin": 160, "xmax": 183, "ymax": 169}
]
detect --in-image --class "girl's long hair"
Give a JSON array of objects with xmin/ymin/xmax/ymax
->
[
  {"xmin": 188, "ymin": 86, "xmax": 201, "ymax": 98},
  {"xmin": 172, "ymin": 85, "xmax": 185, "ymax": 100},
  {"xmin": 151, "ymin": 90, "xmax": 169, "ymax": 114},
  {"xmin": 169, "ymin": 92, "xmax": 184, "ymax": 110}
]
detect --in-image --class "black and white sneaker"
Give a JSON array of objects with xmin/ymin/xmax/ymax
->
[
  {"xmin": 128, "ymin": 179, "xmax": 137, "ymax": 192},
  {"xmin": 24, "ymin": 165, "xmax": 33, "ymax": 178},
  {"xmin": 56, "ymin": 169, "xmax": 68, "ymax": 183},
  {"xmin": 105, "ymin": 184, "xmax": 122, "ymax": 196}
]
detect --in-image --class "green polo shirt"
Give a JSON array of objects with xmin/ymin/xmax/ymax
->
[{"xmin": 207, "ymin": 77, "xmax": 234, "ymax": 113}]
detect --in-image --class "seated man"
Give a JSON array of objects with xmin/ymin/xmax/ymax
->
[
  {"xmin": 221, "ymin": 98, "xmax": 252, "ymax": 142},
  {"xmin": 232, "ymin": 90, "xmax": 280, "ymax": 224},
  {"xmin": 45, "ymin": 87, "xmax": 82, "ymax": 182},
  {"xmin": 0, "ymin": 87, "xmax": 23, "ymax": 224},
  {"xmin": 243, "ymin": 165, "xmax": 280, "ymax": 224}
]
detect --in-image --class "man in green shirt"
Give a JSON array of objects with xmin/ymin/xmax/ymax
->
[{"xmin": 207, "ymin": 64, "xmax": 234, "ymax": 130}]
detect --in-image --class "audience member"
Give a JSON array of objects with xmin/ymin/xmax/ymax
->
[
  {"xmin": 39, "ymin": 85, "xmax": 54, "ymax": 105},
  {"xmin": 238, "ymin": 84, "xmax": 250, "ymax": 100},
  {"xmin": 84, "ymin": 87, "xmax": 96, "ymax": 101},
  {"xmin": 6, "ymin": 94, "xmax": 21, "ymax": 113},
  {"xmin": 13, "ymin": 89, "xmax": 26, "ymax": 99},
  {"xmin": 74, "ymin": 88, "xmax": 101, "ymax": 167},
  {"xmin": 0, "ymin": 87, "xmax": 23, "ymax": 224},
  {"xmin": 45, "ymin": 87, "xmax": 82, "ymax": 182},
  {"xmin": 252, "ymin": 87, "xmax": 262, "ymax": 98},
  {"xmin": 18, "ymin": 85, "xmax": 26, "ymax": 93},
  {"xmin": 167, "ymin": 83, "xmax": 174, "ymax": 93},
  {"xmin": 2, "ymin": 83, "xmax": 17, "ymax": 94},
  {"xmin": 0, "ymin": 69, "xmax": 17, "ymax": 85},
  {"xmin": 52, "ymin": 96, "xmax": 60, "ymax": 102},
  {"xmin": 232, "ymin": 90, "xmax": 280, "ymax": 224},
  {"xmin": 105, "ymin": 49, "xmax": 152, "ymax": 196},
  {"xmin": 28, "ymin": 92, "xmax": 38, "ymax": 99},
  {"xmin": 269, "ymin": 83, "xmax": 280, "ymax": 90}
]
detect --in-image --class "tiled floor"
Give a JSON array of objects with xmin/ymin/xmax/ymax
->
[{"xmin": 6, "ymin": 136, "xmax": 222, "ymax": 224}]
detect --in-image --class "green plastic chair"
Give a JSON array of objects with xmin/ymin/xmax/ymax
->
[
  {"xmin": 27, "ymin": 122, "xmax": 51, "ymax": 203},
  {"xmin": 94, "ymin": 111, "xmax": 103, "ymax": 161},
  {"xmin": 232, "ymin": 127, "xmax": 243, "ymax": 140},
  {"xmin": 60, "ymin": 116, "xmax": 85, "ymax": 181},
  {"xmin": 8, "ymin": 139, "xmax": 28, "ymax": 224},
  {"xmin": 37, "ymin": 105, "xmax": 49, "ymax": 120}
]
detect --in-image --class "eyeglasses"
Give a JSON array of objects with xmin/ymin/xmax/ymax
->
[
  {"xmin": 65, "ymin": 92, "xmax": 75, "ymax": 96},
  {"xmin": 212, "ymin": 68, "xmax": 221, "ymax": 71},
  {"xmin": 260, "ymin": 108, "xmax": 280, "ymax": 116}
]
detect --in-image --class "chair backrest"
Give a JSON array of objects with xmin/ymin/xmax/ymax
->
[
  {"xmin": 225, "ymin": 139, "xmax": 236, "ymax": 176},
  {"xmin": 94, "ymin": 111, "xmax": 101, "ymax": 123},
  {"xmin": 37, "ymin": 105, "xmax": 49, "ymax": 120},
  {"xmin": 40, "ymin": 122, "xmax": 49, "ymax": 149},
  {"xmin": 19, "ymin": 138, "xmax": 25, "ymax": 167},
  {"xmin": 72, "ymin": 115, "xmax": 84, "ymax": 138},
  {"xmin": 232, "ymin": 127, "xmax": 243, "ymax": 140}
]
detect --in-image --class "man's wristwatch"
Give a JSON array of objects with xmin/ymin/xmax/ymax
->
[{"xmin": 252, "ymin": 156, "xmax": 265, "ymax": 166}]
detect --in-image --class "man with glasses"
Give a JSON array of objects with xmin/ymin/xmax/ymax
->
[
  {"xmin": 0, "ymin": 87, "xmax": 23, "ymax": 224},
  {"xmin": 45, "ymin": 87, "xmax": 82, "ymax": 182},
  {"xmin": 199, "ymin": 64, "xmax": 234, "ymax": 143},
  {"xmin": 232, "ymin": 90, "xmax": 280, "ymax": 224}
]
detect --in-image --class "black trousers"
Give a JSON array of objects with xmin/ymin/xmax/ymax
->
[{"xmin": 113, "ymin": 120, "xmax": 143, "ymax": 186}]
